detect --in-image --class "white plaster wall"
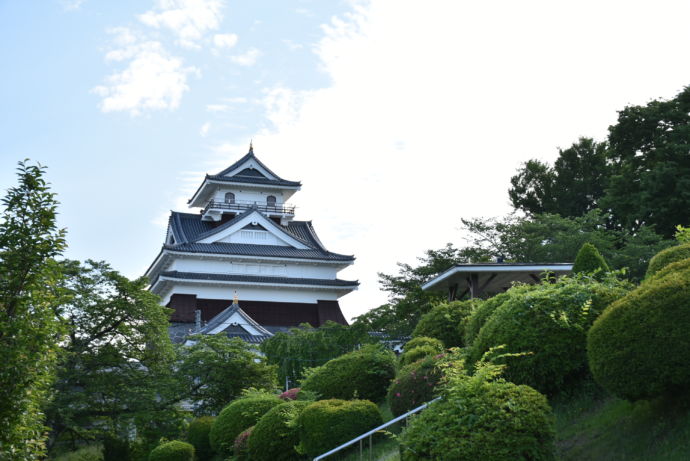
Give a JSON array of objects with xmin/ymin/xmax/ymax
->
[
  {"xmin": 169, "ymin": 258, "xmax": 340, "ymax": 279},
  {"xmin": 213, "ymin": 188, "xmax": 285, "ymax": 205},
  {"xmin": 161, "ymin": 283, "xmax": 344, "ymax": 305},
  {"xmin": 218, "ymin": 229, "xmax": 290, "ymax": 246}
]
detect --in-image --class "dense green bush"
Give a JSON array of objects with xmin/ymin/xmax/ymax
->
[
  {"xmin": 209, "ymin": 395, "xmax": 282, "ymax": 456},
  {"xmin": 588, "ymin": 269, "xmax": 690, "ymax": 400},
  {"xmin": 387, "ymin": 355, "xmax": 443, "ymax": 417},
  {"xmin": 297, "ymin": 399, "xmax": 383, "ymax": 458},
  {"xmin": 400, "ymin": 354, "xmax": 555, "ymax": 460},
  {"xmin": 248, "ymin": 400, "xmax": 310, "ymax": 460},
  {"xmin": 103, "ymin": 435, "xmax": 130, "ymax": 461},
  {"xmin": 464, "ymin": 292, "xmax": 511, "ymax": 346},
  {"xmin": 572, "ymin": 243, "xmax": 610, "ymax": 274},
  {"xmin": 186, "ymin": 416, "xmax": 214, "ymax": 461},
  {"xmin": 148, "ymin": 441, "xmax": 194, "ymax": 461},
  {"xmin": 646, "ymin": 257, "xmax": 690, "ymax": 282},
  {"xmin": 469, "ymin": 275, "xmax": 630, "ymax": 395},
  {"xmin": 402, "ymin": 336, "xmax": 444, "ymax": 353},
  {"xmin": 645, "ymin": 243, "xmax": 690, "ymax": 278},
  {"xmin": 412, "ymin": 300, "xmax": 475, "ymax": 347},
  {"xmin": 300, "ymin": 344, "xmax": 396, "ymax": 402},
  {"xmin": 399, "ymin": 345, "xmax": 439, "ymax": 367},
  {"xmin": 233, "ymin": 426, "xmax": 253, "ymax": 461},
  {"xmin": 53, "ymin": 446, "xmax": 103, "ymax": 461}
]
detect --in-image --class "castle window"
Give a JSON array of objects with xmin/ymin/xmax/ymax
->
[
  {"xmin": 224, "ymin": 192, "xmax": 235, "ymax": 204},
  {"xmin": 266, "ymin": 195, "xmax": 276, "ymax": 208}
]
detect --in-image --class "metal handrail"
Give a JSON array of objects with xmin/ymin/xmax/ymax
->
[
  {"xmin": 202, "ymin": 199, "xmax": 295, "ymax": 215},
  {"xmin": 313, "ymin": 397, "xmax": 441, "ymax": 461}
]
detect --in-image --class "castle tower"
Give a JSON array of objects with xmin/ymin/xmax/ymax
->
[{"xmin": 145, "ymin": 145, "xmax": 357, "ymax": 337}]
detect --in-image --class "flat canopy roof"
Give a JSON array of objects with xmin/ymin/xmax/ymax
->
[{"xmin": 422, "ymin": 263, "xmax": 573, "ymax": 300}]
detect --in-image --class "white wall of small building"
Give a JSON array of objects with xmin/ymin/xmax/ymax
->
[
  {"xmin": 160, "ymin": 282, "xmax": 344, "ymax": 305},
  {"xmin": 168, "ymin": 258, "xmax": 341, "ymax": 279}
]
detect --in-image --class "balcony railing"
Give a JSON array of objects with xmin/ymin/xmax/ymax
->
[{"xmin": 202, "ymin": 199, "xmax": 295, "ymax": 216}]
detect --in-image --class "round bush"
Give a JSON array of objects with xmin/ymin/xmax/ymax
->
[
  {"xmin": 469, "ymin": 276, "xmax": 630, "ymax": 395},
  {"xmin": 399, "ymin": 345, "xmax": 439, "ymax": 367},
  {"xmin": 300, "ymin": 344, "xmax": 396, "ymax": 402},
  {"xmin": 186, "ymin": 416, "xmax": 214, "ymax": 461},
  {"xmin": 588, "ymin": 269, "xmax": 690, "ymax": 400},
  {"xmin": 148, "ymin": 440, "xmax": 194, "ymax": 461},
  {"xmin": 572, "ymin": 243, "xmax": 610, "ymax": 274},
  {"xmin": 387, "ymin": 355, "xmax": 443, "ymax": 417},
  {"xmin": 464, "ymin": 292, "xmax": 511, "ymax": 346},
  {"xmin": 646, "ymin": 243, "xmax": 690, "ymax": 278},
  {"xmin": 646, "ymin": 257, "xmax": 690, "ymax": 282},
  {"xmin": 412, "ymin": 300, "xmax": 475, "ymax": 347},
  {"xmin": 402, "ymin": 336, "xmax": 444, "ymax": 353},
  {"xmin": 209, "ymin": 395, "xmax": 283, "ymax": 456},
  {"xmin": 297, "ymin": 399, "xmax": 383, "ymax": 458},
  {"xmin": 233, "ymin": 426, "xmax": 253, "ymax": 461},
  {"xmin": 248, "ymin": 400, "xmax": 310, "ymax": 460},
  {"xmin": 400, "ymin": 380, "xmax": 555, "ymax": 460}
]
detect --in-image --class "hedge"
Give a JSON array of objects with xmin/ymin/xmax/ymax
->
[
  {"xmin": 588, "ymin": 268, "xmax": 690, "ymax": 400},
  {"xmin": 209, "ymin": 395, "xmax": 282, "ymax": 456},
  {"xmin": 412, "ymin": 300, "xmax": 475, "ymax": 347},
  {"xmin": 300, "ymin": 344, "xmax": 396, "ymax": 402},
  {"xmin": 186, "ymin": 416, "xmax": 214, "ymax": 461},
  {"xmin": 232, "ymin": 426, "xmax": 253, "ymax": 461},
  {"xmin": 248, "ymin": 400, "xmax": 310, "ymax": 460},
  {"xmin": 387, "ymin": 355, "xmax": 443, "ymax": 417},
  {"xmin": 645, "ymin": 243, "xmax": 690, "ymax": 278},
  {"xmin": 572, "ymin": 243, "xmax": 610, "ymax": 274},
  {"xmin": 464, "ymin": 292, "xmax": 511, "ymax": 346},
  {"xmin": 297, "ymin": 399, "xmax": 383, "ymax": 458},
  {"xmin": 402, "ymin": 336, "xmax": 444, "ymax": 354},
  {"xmin": 148, "ymin": 441, "xmax": 194, "ymax": 461}
]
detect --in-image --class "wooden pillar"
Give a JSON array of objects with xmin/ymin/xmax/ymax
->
[{"xmin": 448, "ymin": 283, "xmax": 458, "ymax": 301}]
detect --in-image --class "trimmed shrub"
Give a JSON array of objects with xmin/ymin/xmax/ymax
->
[
  {"xmin": 469, "ymin": 276, "xmax": 630, "ymax": 395},
  {"xmin": 588, "ymin": 269, "xmax": 690, "ymax": 400},
  {"xmin": 387, "ymin": 355, "xmax": 443, "ymax": 417},
  {"xmin": 297, "ymin": 399, "xmax": 383, "ymax": 458},
  {"xmin": 54, "ymin": 446, "xmax": 103, "ymax": 461},
  {"xmin": 399, "ymin": 345, "xmax": 439, "ymax": 367},
  {"xmin": 233, "ymin": 426, "xmax": 253, "ymax": 461},
  {"xmin": 248, "ymin": 400, "xmax": 310, "ymax": 460},
  {"xmin": 572, "ymin": 243, "xmax": 610, "ymax": 274},
  {"xmin": 412, "ymin": 300, "xmax": 475, "ymax": 347},
  {"xmin": 186, "ymin": 416, "xmax": 214, "ymax": 461},
  {"xmin": 646, "ymin": 257, "xmax": 690, "ymax": 282},
  {"xmin": 279, "ymin": 387, "xmax": 300, "ymax": 401},
  {"xmin": 464, "ymin": 292, "xmax": 511, "ymax": 346},
  {"xmin": 300, "ymin": 344, "xmax": 396, "ymax": 402},
  {"xmin": 148, "ymin": 441, "xmax": 194, "ymax": 461},
  {"xmin": 209, "ymin": 395, "xmax": 283, "ymax": 456},
  {"xmin": 400, "ymin": 377, "xmax": 555, "ymax": 460},
  {"xmin": 646, "ymin": 243, "xmax": 690, "ymax": 278},
  {"xmin": 402, "ymin": 336, "xmax": 444, "ymax": 353}
]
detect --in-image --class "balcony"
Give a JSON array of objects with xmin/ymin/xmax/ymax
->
[{"xmin": 201, "ymin": 199, "xmax": 295, "ymax": 221}]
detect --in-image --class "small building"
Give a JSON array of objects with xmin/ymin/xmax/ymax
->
[
  {"xmin": 422, "ymin": 263, "xmax": 573, "ymax": 301},
  {"xmin": 146, "ymin": 145, "xmax": 358, "ymax": 341}
]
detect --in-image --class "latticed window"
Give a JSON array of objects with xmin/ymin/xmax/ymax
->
[
  {"xmin": 266, "ymin": 195, "xmax": 276, "ymax": 207},
  {"xmin": 225, "ymin": 192, "xmax": 235, "ymax": 203}
]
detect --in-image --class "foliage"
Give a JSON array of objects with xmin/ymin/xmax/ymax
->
[
  {"xmin": 588, "ymin": 267, "xmax": 690, "ymax": 401},
  {"xmin": 387, "ymin": 355, "xmax": 443, "ymax": 417},
  {"xmin": 209, "ymin": 395, "xmax": 282, "ymax": 456},
  {"xmin": 509, "ymin": 137, "xmax": 610, "ymax": 218},
  {"xmin": 147, "ymin": 440, "xmax": 194, "ymax": 461},
  {"xmin": 402, "ymin": 336, "xmax": 444, "ymax": 353},
  {"xmin": 675, "ymin": 225, "xmax": 690, "ymax": 244},
  {"xmin": 572, "ymin": 243, "xmax": 610, "ymax": 274},
  {"xmin": 469, "ymin": 275, "xmax": 631, "ymax": 395},
  {"xmin": 260, "ymin": 321, "xmax": 370, "ymax": 386},
  {"xmin": 602, "ymin": 85, "xmax": 690, "ymax": 238},
  {"xmin": 300, "ymin": 344, "xmax": 396, "ymax": 403},
  {"xmin": 102, "ymin": 435, "xmax": 130, "ymax": 461},
  {"xmin": 279, "ymin": 388, "xmax": 301, "ymax": 401},
  {"xmin": 645, "ymin": 243, "xmax": 690, "ymax": 278},
  {"xmin": 399, "ymin": 345, "xmax": 440, "ymax": 367},
  {"xmin": 400, "ymin": 350, "xmax": 555, "ymax": 461},
  {"xmin": 297, "ymin": 399, "xmax": 382, "ymax": 458},
  {"xmin": 0, "ymin": 161, "xmax": 67, "ymax": 460},
  {"xmin": 186, "ymin": 416, "xmax": 214, "ymax": 461},
  {"xmin": 464, "ymin": 292, "xmax": 511, "ymax": 346},
  {"xmin": 412, "ymin": 300, "xmax": 475, "ymax": 347},
  {"xmin": 646, "ymin": 257, "xmax": 690, "ymax": 282},
  {"xmin": 232, "ymin": 426, "xmax": 253, "ymax": 461},
  {"xmin": 177, "ymin": 334, "xmax": 277, "ymax": 415},
  {"xmin": 52, "ymin": 445, "xmax": 103, "ymax": 461},
  {"xmin": 247, "ymin": 400, "xmax": 310, "ymax": 461},
  {"xmin": 46, "ymin": 260, "xmax": 183, "ymax": 451}
]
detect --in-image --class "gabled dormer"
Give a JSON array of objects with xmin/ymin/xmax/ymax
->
[{"xmin": 187, "ymin": 144, "xmax": 301, "ymax": 223}]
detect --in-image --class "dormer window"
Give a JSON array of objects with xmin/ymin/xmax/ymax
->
[
  {"xmin": 266, "ymin": 195, "xmax": 276, "ymax": 209},
  {"xmin": 225, "ymin": 192, "xmax": 235, "ymax": 204}
]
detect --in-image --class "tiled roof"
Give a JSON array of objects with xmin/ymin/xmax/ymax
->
[
  {"xmin": 164, "ymin": 242, "xmax": 354, "ymax": 261},
  {"xmin": 197, "ymin": 300, "xmax": 273, "ymax": 336},
  {"xmin": 157, "ymin": 271, "xmax": 359, "ymax": 287},
  {"xmin": 215, "ymin": 149, "xmax": 299, "ymax": 185}
]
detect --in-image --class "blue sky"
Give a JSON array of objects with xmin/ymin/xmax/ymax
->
[{"xmin": 2, "ymin": 0, "xmax": 690, "ymax": 319}]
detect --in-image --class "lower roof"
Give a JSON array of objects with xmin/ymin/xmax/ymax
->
[{"xmin": 156, "ymin": 271, "xmax": 359, "ymax": 288}]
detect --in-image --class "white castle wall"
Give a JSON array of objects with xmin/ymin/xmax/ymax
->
[
  {"xmin": 160, "ymin": 283, "xmax": 342, "ymax": 305},
  {"xmin": 168, "ymin": 258, "xmax": 340, "ymax": 279}
]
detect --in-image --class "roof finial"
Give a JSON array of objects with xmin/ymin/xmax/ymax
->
[
  {"xmin": 248, "ymin": 139, "xmax": 254, "ymax": 154},
  {"xmin": 233, "ymin": 290, "xmax": 239, "ymax": 305}
]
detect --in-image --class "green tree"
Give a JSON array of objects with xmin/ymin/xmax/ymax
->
[
  {"xmin": 177, "ymin": 335, "xmax": 277, "ymax": 415},
  {"xmin": 572, "ymin": 243, "xmax": 610, "ymax": 274},
  {"xmin": 602, "ymin": 85, "xmax": 690, "ymax": 238},
  {"xmin": 509, "ymin": 138, "xmax": 609, "ymax": 218},
  {"xmin": 0, "ymin": 161, "xmax": 67, "ymax": 460},
  {"xmin": 47, "ymin": 260, "xmax": 182, "ymax": 450}
]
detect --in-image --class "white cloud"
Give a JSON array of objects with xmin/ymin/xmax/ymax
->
[
  {"xmin": 60, "ymin": 0, "xmax": 86, "ymax": 11},
  {"xmin": 200, "ymin": 121, "xmax": 211, "ymax": 137},
  {"xmin": 213, "ymin": 33, "xmax": 238, "ymax": 49},
  {"xmin": 94, "ymin": 39, "xmax": 199, "ymax": 116},
  {"xmin": 230, "ymin": 47, "xmax": 261, "ymax": 66},
  {"xmin": 139, "ymin": 0, "xmax": 225, "ymax": 49},
  {"xmin": 206, "ymin": 103, "xmax": 229, "ymax": 112}
]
